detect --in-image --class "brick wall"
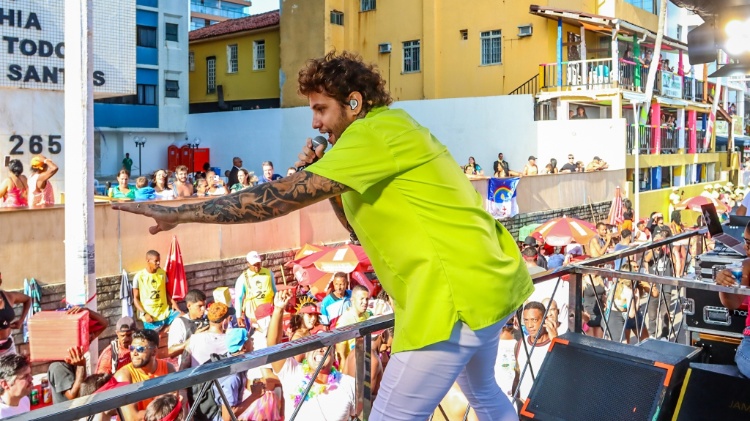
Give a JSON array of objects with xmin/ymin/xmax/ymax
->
[{"xmin": 12, "ymin": 202, "xmax": 610, "ymax": 374}]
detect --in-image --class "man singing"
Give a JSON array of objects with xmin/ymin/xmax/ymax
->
[{"xmin": 114, "ymin": 51, "xmax": 532, "ymax": 421}]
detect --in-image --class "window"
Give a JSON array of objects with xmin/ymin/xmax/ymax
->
[
  {"xmin": 361, "ymin": 0, "xmax": 376, "ymax": 11},
  {"xmin": 460, "ymin": 29, "xmax": 468, "ymax": 40},
  {"xmin": 330, "ymin": 10, "xmax": 344, "ymax": 25},
  {"xmin": 481, "ymin": 30, "xmax": 501, "ymax": 65},
  {"xmin": 227, "ymin": 44, "xmax": 238, "ymax": 73},
  {"xmin": 676, "ymin": 25, "xmax": 683, "ymax": 41},
  {"xmin": 137, "ymin": 84, "xmax": 157, "ymax": 105},
  {"xmin": 624, "ymin": 0, "xmax": 656, "ymax": 14},
  {"xmin": 165, "ymin": 23, "xmax": 178, "ymax": 42},
  {"xmin": 165, "ymin": 79, "xmax": 179, "ymax": 98},
  {"xmin": 189, "ymin": 51, "xmax": 195, "ymax": 72},
  {"xmin": 253, "ymin": 40, "xmax": 266, "ymax": 70},
  {"xmin": 207, "ymin": 57, "xmax": 216, "ymax": 93},
  {"xmin": 403, "ymin": 40, "xmax": 420, "ymax": 73},
  {"xmin": 136, "ymin": 25, "xmax": 157, "ymax": 48}
]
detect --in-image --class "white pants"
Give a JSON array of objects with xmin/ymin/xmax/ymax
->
[{"xmin": 371, "ymin": 317, "xmax": 516, "ymax": 421}]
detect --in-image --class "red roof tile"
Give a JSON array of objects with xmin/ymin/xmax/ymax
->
[{"xmin": 189, "ymin": 10, "xmax": 280, "ymax": 42}]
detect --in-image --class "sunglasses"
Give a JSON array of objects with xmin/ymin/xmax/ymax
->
[{"xmin": 129, "ymin": 345, "xmax": 153, "ymax": 353}]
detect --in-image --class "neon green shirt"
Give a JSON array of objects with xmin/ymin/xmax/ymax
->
[{"xmin": 307, "ymin": 106, "xmax": 533, "ymax": 353}]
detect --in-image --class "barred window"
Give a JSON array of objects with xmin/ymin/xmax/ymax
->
[
  {"xmin": 480, "ymin": 30, "xmax": 501, "ymax": 65},
  {"xmin": 227, "ymin": 44, "xmax": 238, "ymax": 73},
  {"xmin": 403, "ymin": 40, "xmax": 420, "ymax": 73}
]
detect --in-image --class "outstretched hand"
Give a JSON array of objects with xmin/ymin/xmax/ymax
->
[
  {"xmin": 273, "ymin": 290, "xmax": 293, "ymax": 310},
  {"xmin": 111, "ymin": 202, "xmax": 180, "ymax": 235}
]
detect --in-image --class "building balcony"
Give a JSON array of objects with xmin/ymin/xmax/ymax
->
[
  {"xmin": 625, "ymin": 124, "xmax": 709, "ymax": 155},
  {"xmin": 190, "ymin": 2, "xmax": 248, "ymax": 20}
]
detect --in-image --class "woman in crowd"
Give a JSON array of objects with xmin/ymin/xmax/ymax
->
[
  {"xmin": 28, "ymin": 155, "xmax": 58, "ymax": 207},
  {"xmin": 194, "ymin": 178, "xmax": 209, "ymax": 197},
  {"xmin": 546, "ymin": 158, "xmax": 558, "ymax": 174},
  {"xmin": 151, "ymin": 169, "xmax": 175, "ymax": 200},
  {"xmin": 205, "ymin": 170, "xmax": 228, "ymax": 196},
  {"xmin": 109, "ymin": 169, "xmax": 135, "ymax": 200},
  {"xmin": 289, "ymin": 301, "xmax": 322, "ymax": 363},
  {"xmin": 230, "ymin": 169, "xmax": 254, "ymax": 193},
  {"xmin": 670, "ymin": 210, "xmax": 687, "ymax": 277},
  {"xmin": 0, "ymin": 159, "xmax": 28, "ymax": 207},
  {"xmin": 0, "ymin": 274, "xmax": 31, "ymax": 357},
  {"xmin": 582, "ymin": 274, "xmax": 605, "ymax": 338},
  {"xmin": 463, "ymin": 156, "xmax": 483, "ymax": 176}
]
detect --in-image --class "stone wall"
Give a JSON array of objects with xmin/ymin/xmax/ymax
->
[{"xmin": 12, "ymin": 202, "xmax": 610, "ymax": 374}]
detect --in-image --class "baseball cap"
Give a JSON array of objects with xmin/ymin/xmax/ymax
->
[
  {"xmin": 298, "ymin": 304, "xmax": 321, "ymax": 315},
  {"xmin": 30, "ymin": 156, "xmax": 45, "ymax": 171},
  {"xmin": 523, "ymin": 236, "xmax": 537, "ymax": 246},
  {"xmin": 528, "ymin": 155, "xmax": 536, "ymax": 161},
  {"xmin": 226, "ymin": 328, "xmax": 249, "ymax": 354},
  {"xmin": 116, "ymin": 316, "xmax": 136, "ymax": 332},
  {"xmin": 594, "ymin": 156, "xmax": 601, "ymax": 160},
  {"xmin": 207, "ymin": 302, "xmax": 236, "ymax": 323},
  {"xmin": 246, "ymin": 251, "xmax": 261, "ymax": 265}
]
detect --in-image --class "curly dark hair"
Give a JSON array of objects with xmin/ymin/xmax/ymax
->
[
  {"xmin": 298, "ymin": 50, "xmax": 392, "ymax": 115},
  {"xmin": 8, "ymin": 159, "xmax": 23, "ymax": 177}
]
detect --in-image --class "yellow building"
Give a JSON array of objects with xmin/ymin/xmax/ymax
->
[
  {"xmin": 278, "ymin": 0, "xmax": 660, "ymax": 107},
  {"xmin": 189, "ymin": 11, "xmax": 280, "ymax": 113}
]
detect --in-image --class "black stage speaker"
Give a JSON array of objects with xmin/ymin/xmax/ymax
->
[
  {"xmin": 520, "ymin": 333, "xmax": 700, "ymax": 421},
  {"xmin": 673, "ymin": 363, "xmax": 750, "ymax": 421}
]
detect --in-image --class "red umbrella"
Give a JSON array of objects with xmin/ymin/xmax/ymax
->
[
  {"xmin": 532, "ymin": 216, "xmax": 597, "ymax": 247},
  {"xmin": 165, "ymin": 236, "xmax": 188, "ymax": 301},
  {"xmin": 607, "ymin": 186, "xmax": 624, "ymax": 226},
  {"xmin": 676, "ymin": 196, "xmax": 728, "ymax": 213},
  {"xmin": 291, "ymin": 244, "xmax": 373, "ymax": 274}
]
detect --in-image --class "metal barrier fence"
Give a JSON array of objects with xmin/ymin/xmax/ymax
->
[{"xmin": 13, "ymin": 228, "xmax": 750, "ymax": 421}]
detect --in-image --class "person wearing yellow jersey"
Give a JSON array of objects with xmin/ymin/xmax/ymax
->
[
  {"xmin": 115, "ymin": 51, "xmax": 532, "ymax": 421},
  {"xmin": 132, "ymin": 250, "xmax": 181, "ymax": 331}
]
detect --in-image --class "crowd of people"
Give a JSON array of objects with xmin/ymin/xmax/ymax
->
[
  {"xmin": 462, "ymin": 152, "xmax": 609, "ymax": 177},
  {"xmin": 0, "ymin": 156, "xmax": 59, "ymax": 208}
]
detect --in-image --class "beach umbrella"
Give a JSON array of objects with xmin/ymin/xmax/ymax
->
[
  {"xmin": 607, "ymin": 186, "xmax": 624, "ymax": 226},
  {"xmin": 165, "ymin": 236, "xmax": 188, "ymax": 301},
  {"xmin": 518, "ymin": 223, "xmax": 542, "ymax": 242},
  {"xmin": 294, "ymin": 243, "xmax": 331, "ymax": 260},
  {"xmin": 676, "ymin": 195, "xmax": 728, "ymax": 213},
  {"xmin": 23, "ymin": 278, "xmax": 42, "ymax": 343},
  {"xmin": 120, "ymin": 269, "xmax": 133, "ymax": 318},
  {"xmin": 533, "ymin": 216, "xmax": 597, "ymax": 247}
]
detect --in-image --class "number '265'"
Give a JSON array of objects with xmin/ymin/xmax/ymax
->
[{"xmin": 9, "ymin": 135, "xmax": 62, "ymax": 155}]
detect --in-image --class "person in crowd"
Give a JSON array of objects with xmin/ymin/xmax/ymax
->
[
  {"xmin": 258, "ymin": 161, "xmax": 282, "ymax": 184},
  {"xmin": 28, "ymin": 155, "xmax": 58, "ymax": 206},
  {"xmin": 589, "ymin": 222, "xmax": 612, "ymax": 258},
  {"xmin": 634, "ymin": 219, "xmax": 650, "ymax": 242},
  {"xmin": 144, "ymin": 394, "xmax": 184, "ymax": 421},
  {"xmin": 335, "ymin": 285, "xmax": 373, "ymax": 363},
  {"xmin": 173, "ymin": 165, "xmax": 194, "ymax": 198},
  {"xmin": 613, "ymin": 228, "xmax": 633, "ymax": 270},
  {"xmin": 715, "ymin": 220, "xmax": 750, "ymax": 378},
  {"xmin": 122, "ymin": 153, "xmax": 133, "ymax": 175},
  {"xmin": 287, "ymin": 167, "xmax": 297, "ymax": 177},
  {"xmin": 559, "ymin": 154, "xmax": 577, "ymax": 173},
  {"xmin": 109, "ymin": 169, "xmax": 135, "ymax": 200},
  {"xmin": 574, "ymin": 160, "xmax": 585, "ymax": 172},
  {"xmin": 48, "ymin": 306, "xmax": 109, "ymax": 404},
  {"xmin": 269, "ymin": 290, "xmax": 358, "ymax": 421},
  {"xmin": 181, "ymin": 302, "xmax": 233, "ymax": 369},
  {"xmin": 152, "ymin": 169, "xmax": 176, "ymax": 200},
  {"xmin": 133, "ymin": 250, "xmax": 181, "ymax": 331},
  {"xmin": 515, "ymin": 301, "xmax": 557, "ymax": 403},
  {"xmin": 522, "ymin": 247, "xmax": 545, "ymax": 276},
  {"xmin": 205, "ymin": 170, "xmax": 228, "ymax": 196},
  {"xmin": 670, "ymin": 210, "xmax": 687, "ymax": 277},
  {"xmin": 234, "ymin": 251, "xmax": 276, "ymax": 365},
  {"xmin": 585, "ymin": 156, "xmax": 609, "ymax": 172},
  {"xmin": 0, "ymin": 159, "xmax": 28, "ymax": 207},
  {"xmin": 167, "ymin": 289, "xmax": 208, "ymax": 367},
  {"xmin": 643, "ymin": 228, "xmax": 674, "ymax": 338},
  {"xmin": 572, "ymin": 106, "xmax": 588, "ymax": 119},
  {"xmin": 646, "ymin": 212, "xmax": 671, "ymax": 238},
  {"xmin": 0, "ymin": 354, "xmax": 32, "ymax": 417},
  {"xmin": 494, "ymin": 318, "xmax": 518, "ymax": 407},
  {"xmin": 546, "ymin": 247, "xmax": 565, "ymax": 269},
  {"xmin": 523, "ymin": 236, "xmax": 548, "ymax": 269},
  {"xmin": 493, "ymin": 152, "xmax": 519, "ymax": 178},
  {"xmin": 463, "ymin": 156, "xmax": 483, "ymax": 176},
  {"xmin": 0, "ymin": 274, "xmax": 31, "ymax": 357},
  {"xmin": 290, "ymin": 300, "xmax": 322, "ymax": 342},
  {"xmin": 135, "ymin": 176, "xmax": 156, "ymax": 201},
  {"xmin": 545, "ymin": 158, "xmax": 558, "ymax": 174},
  {"xmin": 522, "ymin": 156, "xmax": 539, "ymax": 176},
  {"xmin": 97, "ymin": 316, "xmax": 137, "ymax": 376},
  {"xmin": 115, "ymin": 329, "xmax": 176, "ymax": 421},
  {"xmin": 78, "ymin": 373, "xmax": 118, "ymax": 421},
  {"xmin": 320, "ymin": 272, "xmax": 352, "ymax": 327},
  {"xmin": 228, "ymin": 157, "xmax": 243, "ymax": 188},
  {"xmin": 194, "ymin": 178, "xmax": 209, "ymax": 197},
  {"xmin": 230, "ymin": 169, "xmax": 254, "ymax": 192},
  {"xmin": 621, "ymin": 210, "xmax": 634, "ymax": 232},
  {"xmin": 582, "ymin": 274, "xmax": 605, "ymax": 339},
  {"xmin": 115, "ymin": 51, "xmax": 531, "ymax": 421}
]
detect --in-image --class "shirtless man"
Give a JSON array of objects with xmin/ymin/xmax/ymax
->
[
  {"xmin": 173, "ymin": 165, "xmax": 193, "ymax": 198},
  {"xmin": 522, "ymin": 156, "xmax": 538, "ymax": 176}
]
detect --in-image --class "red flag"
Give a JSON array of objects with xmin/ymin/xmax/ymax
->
[{"xmin": 165, "ymin": 236, "xmax": 188, "ymax": 301}]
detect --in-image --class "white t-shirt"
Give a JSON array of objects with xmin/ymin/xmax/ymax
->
[
  {"xmin": 275, "ymin": 358, "xmax": 356, "ymax": 421},
  {"xmin": 0, "ymin": 396, "xmax": 30, "ymax": 417},
  {"xmin": 187, "ymin": 332, "xmax": 227, "ymax": 368},
  {"xmin": 516, "ymin": 338, "xmax": 551, "ymax": 401},
  {"xmin": 168, "ymin": 316, "xmax": 191, "ymax": 367}
]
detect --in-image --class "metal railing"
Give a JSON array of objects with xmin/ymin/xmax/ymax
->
[
  {"xmin": 190, "ymin": 2, "xmax": 249, "ymax": 19},
  {"xmin": 540, "ymin": 58, "xmax": 614, "ymax": 90},
  {"xmin": 626, "ymin": 125, "xmax": 681, "ymax": 154},
  {"xmin": 17, "ymin": 228, "xmax": 750, "ymax": 421},
  {"xmin": 509, "ymin": 74, "xmax": 539, "ymax": 96}
]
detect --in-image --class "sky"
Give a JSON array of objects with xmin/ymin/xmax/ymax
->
[{"xmin": 249, "ymin": 0, "xmax": 280, "ymax": 14}]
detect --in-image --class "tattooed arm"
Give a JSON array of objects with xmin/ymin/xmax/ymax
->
[{"xmin": 112, "ymin": 171, "xmax": 350, "ymax": 234}]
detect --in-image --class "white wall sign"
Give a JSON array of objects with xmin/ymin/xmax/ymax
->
[{"xmin": 660, "ymin": 72, "xmax": 683, "ymax": 99}]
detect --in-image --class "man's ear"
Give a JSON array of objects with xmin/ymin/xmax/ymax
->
[{"xmin": 347, "ymin": 92, "xmax": 364, "ymax": 116}]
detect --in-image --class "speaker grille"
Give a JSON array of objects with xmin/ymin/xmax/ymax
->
[{"xmin": 524, "ymin": 343, "xmax": 667, "ymax": 420}]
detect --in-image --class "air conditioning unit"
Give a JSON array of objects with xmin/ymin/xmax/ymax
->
[
  {"xmin": 518, "ymin": 24, "xmax": 533, "ymax": 37},
  {"xmin": 378, "ymin": 43, "xmax": 392, "ymax": 54}
]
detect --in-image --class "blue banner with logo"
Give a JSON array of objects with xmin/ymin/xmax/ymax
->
[{"xmin": 487, "ymin": 177, "xmax": 520, "ymax": 219}]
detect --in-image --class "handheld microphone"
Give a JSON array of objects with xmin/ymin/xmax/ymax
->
[{"xmin": 297, "ymin": 136, "xmax": 328, "ymax": 171}]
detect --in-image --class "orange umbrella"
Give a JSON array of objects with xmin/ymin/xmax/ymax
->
[
  {"xmin": 676, "ymin": 196, "xmax": 728, "ymax": 213},
  {"xmin": 533, "ymin": 216, "xmax": 597, "ymax": 247},
  {"xmin": 293, "ymin": 243, "xmax": 331, "ymax": 260},
  {"xmin": 311, "ymin": 245, "xmax": 373, "ymax": 273}
]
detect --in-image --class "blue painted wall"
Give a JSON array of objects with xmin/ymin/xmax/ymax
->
[{"xmin": 95, "ymin": 104, "xmax": 159, "ymax": 128}]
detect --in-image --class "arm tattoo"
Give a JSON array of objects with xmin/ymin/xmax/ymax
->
[{"xmin": 176, "ymin": 170, "xmax": 350, "ymax": 224}]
